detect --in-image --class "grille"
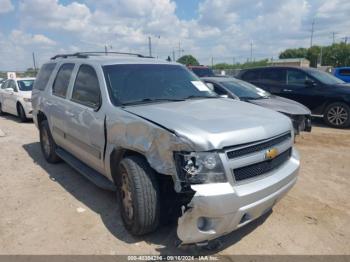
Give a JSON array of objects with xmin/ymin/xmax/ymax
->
[
  {"xmin": 233, "ymin": 148, "xmax": 292, "ymax": 182},
  {"xmin": 227, "ymin": 133, "xmax": 291, "ymax": 159}
]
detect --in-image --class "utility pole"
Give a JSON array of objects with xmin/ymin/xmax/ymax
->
[
  {"xmin": 104, "ymin": 45, "xmax": 108, "ymax": 55},
  {"xmin": 32, "ymin": 52, "xmax": 37, "ymax": 71},
  {"xmin": 177, "ymin": 41, "xmax": 184, "ymax": 59},
  {"xmin": 250, "ymin": 41, "xmax": 253, "ymax": 62},
  {"xmin": 172, "ymin": 49, "xmax": 176, "ymax": 62},
  {"xmin": 319, "ymin": 46, "xmax": 323, "ymax": 66},
  {"xmin": 332, "ymin": 32, "xmax": 337, "ymax": 44},
  {"xmin": 310, "ymin": 18, "xmax": 315, "ymax": 47},
  {"xmin": 148, "ymin": 36, "xmax": 152, "ymax": 57},
  {"xmin": 211, "ymin": 57, "xmax": 214, "ymax": 67}
]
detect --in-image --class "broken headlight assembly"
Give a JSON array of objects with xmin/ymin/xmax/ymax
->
[{"xmin": 174, "ymin": 152, "xmax": 227, "ymax": 185}]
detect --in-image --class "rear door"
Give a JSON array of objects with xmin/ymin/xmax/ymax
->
[
  {"xmin": 337, "ymin": 68, "xmax": 350, "ymax": 82},
  {"xmin": 258, "ymin": 68, "xmax": 286, "ymax": 94},
  {"xmin": 3, "ymin": 80, "xmax": 18, "ymax": 115},
  {"xmin": 63, "ymin": 64, "xmax": 105, "ymax": 173},
  {"xmin": 48, "ymin": 63, "xmax": 76, "ymax": 148}
]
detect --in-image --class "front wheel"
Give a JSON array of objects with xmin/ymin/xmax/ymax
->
[
  {"xmin": 18, "ymin": 104, "xmax": 28, "ymax": 122},
  {"xmin": 323, "ymin": 102, "xmax": 350, "ymax": 128},
  {"xmin": 117, "ymin": 156, "xmax": 160, "ymax": 236}
]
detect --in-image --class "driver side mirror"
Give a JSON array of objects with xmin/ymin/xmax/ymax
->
[{"xmin": 305, "ymin": 79, "xmax": 316, "ymax": 87}]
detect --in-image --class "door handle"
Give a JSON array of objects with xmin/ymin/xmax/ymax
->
[{"xmin": 283, "ymin": 89, "xmax": 293, "ymax": 92}]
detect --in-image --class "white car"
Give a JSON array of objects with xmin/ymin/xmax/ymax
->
[{"xmin": 0, "ymin": 77, "xmax": 35, "ymax": 121}]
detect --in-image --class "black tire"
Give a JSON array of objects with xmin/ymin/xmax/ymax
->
[
  {"xmin": 0, "ymin": 103, "xmax": 4, "ymax": 115},
  {"xmin": 17, "ymin": 104, "xmax": 28, "ymax": 122},
  {"xmin": 323, "ymin": 102, "xmax": 350, "ymax": 128},
  {"xmin": 116, "ymin": 156, "xmax": 160, "ymax": 236},
  {"xmin": 39, "ymin": 120, "xmax": 61, "ymax": 163}
]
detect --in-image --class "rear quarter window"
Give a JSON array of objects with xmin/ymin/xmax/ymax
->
[
  {"xmin": 52, "ymin": 63, "xmax": 75, "ymax": 98},
  {"xmin": 33, "ymin": 63, "xmax": 57, "ymax": 91},
  {"xmin": 241, "ymin": 70, "xmax": 260, "ymax": 81}
]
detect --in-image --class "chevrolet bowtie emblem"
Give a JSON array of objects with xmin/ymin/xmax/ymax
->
[{"xmin": 265, "ymin": 148, "xmax": 279, "ymax": 160}]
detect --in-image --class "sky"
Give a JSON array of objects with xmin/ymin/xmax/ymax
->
[{"xmin": 0, "ymin": 0, "xmax": 349, "ymax": 71}]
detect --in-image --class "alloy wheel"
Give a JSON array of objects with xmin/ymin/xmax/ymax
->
[{"xmin": 327, "ymin": 105, "xmax": 348, "ymax": 126}]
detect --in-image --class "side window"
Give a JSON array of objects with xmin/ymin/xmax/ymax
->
[
  {"xmin": 242, "ymin": 70, "xmax": 260, "ymax": 81},
  {"xmin": 260, "ymin": 69, "xmax": 286, "ymax": 84},
  {"xmin": 9, "ymin": 80, "xmax": 18, "ymax": 92},
  {"xmin": 1, "ymin": 81, "xmax": 8, "ymax": 89},
  {"xmin": 34, "ymin": 63, "xmax": 57, "ymax": 91},
  {"xmin": 71, "ymin": 65, "xmax": 101, "ymax": 109},
  {"xmin": 339, "ymin": 69, "xmax": 350, "ymax": 76},
  {"xmin": 52, "ymin": 63, "xmax": 74, "ymax": 98},
  {"xmin": 213, "ymin": 84, "xmax": 227, "ymax": 96},
  {"xmin": 287, "ymin": 70, "xmax": 308, "ymax": 86}
]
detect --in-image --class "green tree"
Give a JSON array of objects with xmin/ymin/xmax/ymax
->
[{"xmin": 177, "ymin": 55, "xmax": 200, "ymax": 66}]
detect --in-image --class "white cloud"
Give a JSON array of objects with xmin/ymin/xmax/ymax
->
[
  {"xmin": 1, "ymin": 0, "xmax": 350, "ymax": 70},
  {"xmin": 0, "ymin": 0, "xmax": 14, "ymax": 14}
]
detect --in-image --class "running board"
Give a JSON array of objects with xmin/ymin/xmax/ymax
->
[{"xmin": 56, "ymin": 148, "xmax": 116, "ymax": 191}]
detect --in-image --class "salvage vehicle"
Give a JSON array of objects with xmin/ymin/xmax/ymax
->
[
  {"xmin": 202, "ymin": 77, "xmax": 312, "ymax": 135},
  {"xmin": 237, "ymin": 66, "xmax": 350, "ymax": 128},
  {"xmin": 0, "ymin": 77, "xmax": 35, "ymax": 121},
  {"xmin": 32, "ymin": 52, "xmax": 300, "ymax": 245}
]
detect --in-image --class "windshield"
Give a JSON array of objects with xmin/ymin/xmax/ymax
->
[
  {"xmin": 308, "ymin": 69, "xmax": 345, "ymax": 85},
  {"xmin": 191, "ymin": 67, "xmax": 215, "ymax": 77},
  {"xmin": 221, "ymin": 80, "xmax": 270, "ymax": 100},
  {"xmin": 103, "ymin": 64, "xmax": 217, "ymax": 106},
  {"xmin": 17, "ymin": 80, "xmax": 34, "ymax": 91}
]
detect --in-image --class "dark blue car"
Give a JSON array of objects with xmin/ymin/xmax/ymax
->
[{"xmin": 333, "ymin": 67, "xmax": 350, "ymax": 83}]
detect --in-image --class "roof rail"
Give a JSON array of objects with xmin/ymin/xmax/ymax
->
[{"xmin": 50, "ymin": 52, "xmax": 153, "ymax": 60}]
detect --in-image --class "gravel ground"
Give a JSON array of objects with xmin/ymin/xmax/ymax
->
[{"xmin": 0, "ymin": 115, "xmax": 349, "ymax": 255}]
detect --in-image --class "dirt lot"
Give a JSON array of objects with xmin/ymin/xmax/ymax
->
[{"xmin": 0, "ymin": 115, "xmax": 349, "ymax": 255}]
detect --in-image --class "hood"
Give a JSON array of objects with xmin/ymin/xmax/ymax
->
[
  {"xmin": 123, "ymin": 98, "xmax": 293, "ymax": 151},
  {"xmin": 248, "ymin": 95, "xmax": 311, "ymax": 115},
  {"xmin": 19, "ymin": 91, "xmax": 32, "ymax": 99}
]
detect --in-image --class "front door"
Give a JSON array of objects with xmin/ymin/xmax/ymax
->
[{"xmin": 63, "ymin": 64, "xmax": 105, "ymax": 174}]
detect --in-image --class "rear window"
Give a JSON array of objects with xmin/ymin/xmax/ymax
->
[
  {"xmin": 52, "ymin": 63, "xmax": 75, "ymax": 98},
  {"xmin": 339, "ymin": 69, "xmax": 350, "ymax": 76},
  {"xmin": 33, "ymin": 63, "xmax": 57, "ymax": 91},
  {"xmin": 260, "ymin": 69, "xmax": 286, "ymax": 83},
  {"xmin": 190, "ymin": 67, "xmax": 215, "ymax": 77}
]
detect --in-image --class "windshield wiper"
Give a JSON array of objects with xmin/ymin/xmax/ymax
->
[
  {"xmin": 121, "ymin": 98, "xmax": 185, "ymax": 106},
  {"xmin": 239, "ymin": 96, "xmax": 262, "ymax": 100},
  {"xmin": 184, "ymin": 95, "xmax": 219, "ymax": 100}
]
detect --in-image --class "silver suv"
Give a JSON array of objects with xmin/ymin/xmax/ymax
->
[{"xmin": 32, "ymin": 52, "xmax": 300, "ymax": 245}]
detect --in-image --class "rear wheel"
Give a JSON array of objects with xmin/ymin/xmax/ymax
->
[
  {"xmin": 39, "ymin": 120, "xmax": 61, "ymax": 163},
  {"xmin": 18, "ymin": 104, "xmax": 28, "ymax": 122},
  {"xmin": 323, "ymin": 102, "xmax": 350, "ymax": 128},
  {"xmin": 116, "ymin": 156, "xmax": 160, "ymax": 236}
]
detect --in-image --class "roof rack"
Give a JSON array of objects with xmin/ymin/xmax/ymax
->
[{"xmin": 50, "ymin": 52, "xmax": 153, "ymax": 60}]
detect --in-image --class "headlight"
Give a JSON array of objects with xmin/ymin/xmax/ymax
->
[
  {"xmin": 23, "ymin": 98, "xmax": 32, "ymax": 103},
  {"xmin": 174, "ymin": 152, "xmax": 227, "ymax": 184}
]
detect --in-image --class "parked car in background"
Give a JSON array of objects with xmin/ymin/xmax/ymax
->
[
  {"xmin": 0, "ymin": 77, "xmax": 35, "ymax": 121},
  {"xmin": 32, "ymin": 52, "xmax": 299, "ymax": 245},
  {"xmin": 332, "ymin": 67, "xmax": 350, "ymax": 83},
  {"xmin": 202, "ymin": 77, "xmax": 312, "ymax": 135},
  {"xmin": 188, "ymin": 65, "xmax": 215, "ymax": 77},
  {"xmin": 237, "ymin": 66, "xmax": 350, "ymax": 128}
]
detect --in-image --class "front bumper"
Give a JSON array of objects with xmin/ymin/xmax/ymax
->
[{"xmin": 177, "ymin": 148, "xmax": 300, "ymax": 244}]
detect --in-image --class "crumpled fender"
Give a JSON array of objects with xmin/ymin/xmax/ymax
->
[{"xmin": 104, "ymin": 111, "xmax": 194, "ymax": 184}]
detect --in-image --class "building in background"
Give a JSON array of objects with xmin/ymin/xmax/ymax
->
[{"xmin": 268, "ymin": 58, "xmax": 310, "ymax": 67}]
